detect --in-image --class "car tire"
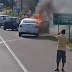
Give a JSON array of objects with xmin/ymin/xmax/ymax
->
[
  {"xmin": 16, "ymin": 27, "xmax": 19, "ymax": 31},
  {"xmin": 4, "ymin": 27, "xmax": 6, "ymax": 30},
  {"xmin": 36, "ymin": 34, "xmax": 39, "ymax": 37},
  {"xmin": 0, "ymin": 24, "xmax": 1, "ymax": 28},
  {"xmin": 19, "ymin": 32, "xmax": 22, "ymax": 37},
  {"xmin": 12, "ymin": 28, "xmax": 14, "ymax": 31}
]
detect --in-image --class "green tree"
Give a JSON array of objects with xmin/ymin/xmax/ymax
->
[
  {"xmin": 0, "ymin": 0, "xmax": 15, "ymax": 8},
  {"xmin": 22, "ymin": 0, "xmax": 39, "ymax": 13}
]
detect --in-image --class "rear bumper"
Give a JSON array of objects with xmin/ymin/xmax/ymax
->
[
  {"xmin": 19, "ymin": 32, "xmax": 39, "ymax": 35},
  {"xmin": 19, "ymin": 28, "xmax": 39, "ymax": 33},
  {"xmin": 4, "ymin": 25, "xmax": 18, "ymax": 29}
]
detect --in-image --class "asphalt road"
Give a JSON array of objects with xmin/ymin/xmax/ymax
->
[{"xmin": 0, "ymin": 28, "xmax": 72, "ymax": 72}]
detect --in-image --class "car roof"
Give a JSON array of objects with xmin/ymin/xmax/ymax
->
[
  {"xmin": 8, "ymin": 17, "xmax": 19, "ymax": 19},
  {"xmin": 11, "ymin": 17, "xmax": 19, "ymax": 18},
  {"xmin": 22, "ymin": 18, "xmax": 37, "ymax": 21}
]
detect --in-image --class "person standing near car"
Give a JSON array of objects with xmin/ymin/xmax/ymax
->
[{"xmin": 55, "ymin": 29, "xmax": 69, "ymax": 72}]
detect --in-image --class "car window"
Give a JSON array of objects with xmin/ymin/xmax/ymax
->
[
  {"xmin": 6, "ymin": 18, "xmax": 10, "ymax": 22},
  {"xmin": 11, "ymin": 18, "xmax": 16, "ymax": 22},
  {"xmin": 23, "ymin": 20, "xmax": 37, "ymax": 23},
  {"xmin": 0, "ymin": 16, "xmax": 3, "ymax": 19},
  {"xmin": 0, "ymin": 16, "xmax": 8, "ymax": 20},
  {"xmin": 3, "ymin": 16, "xmax": 6, "ymax": 20},
  {"xmin": 5, "ymin": 18, "xmax": 18, "ymax": 22},
  {"xmin": 16, "ymin": 18, "xmax": 19, "ymax": 23}
]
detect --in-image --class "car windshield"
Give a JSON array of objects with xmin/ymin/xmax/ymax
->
[
  {"xmin": 6, "ymin": 18, "xmax": 19, "ymax": 23},
  {"xmin": 11, "ymin": 18, "xmax": 17, "ymax": 22},
  {"xmin": 23, "ymin": 20, "xmax": 37, "ymax": 23},
  {"xmin": 6, "ymin": 18, "xmax": 10, "ymax": 22}
]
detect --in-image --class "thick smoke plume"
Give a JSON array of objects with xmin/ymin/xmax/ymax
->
[
  {"xmin": 35, "ymin": 0, "xmax": 72, "ymax": 21},
  {"xmin": 35, "ymin": 0, "xmax": 56, "ymax": 22},
  {"xmin": 35, "ymin": 0, "xmax": 72, "ymax": 36}
]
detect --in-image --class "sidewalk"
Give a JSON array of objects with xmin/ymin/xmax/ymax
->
[{"xmin": 0, "ymin": 43, "xmax": 24, "ymax": 72}]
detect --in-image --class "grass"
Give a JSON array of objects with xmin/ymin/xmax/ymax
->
[
  {"xmin": 40, "ymin": 33, "xmax": 57, "ymax": 41},
  {"xmin": 68, "ymin": 43, "xmax": 72, "ymax": 50}
]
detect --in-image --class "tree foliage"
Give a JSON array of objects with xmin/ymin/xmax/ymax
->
[
  {"xmin": 23, "ymin": 0, "xmax": 39, "ymax": 13},
  {"xmin": 0, "ymin": 0, "xmax": 15, "ymax": 8},
  {"xmin": 0, "ymin": 0, "xmax": 39, "ymax": 13}
]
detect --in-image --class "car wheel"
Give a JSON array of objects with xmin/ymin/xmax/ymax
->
[
  {"xmin": 19, "ymin": 32, "xmax": 22, "ymax": 37},
  {"xmin": 4, "ymin": 27, "xmax": 6, "ymax": 30},
  {"xmin": 0, "ymin": 24, "xmax": 1, "ymax": 28},
  {"xmin": 36, "ymin": 34, "xmax": 39, "ymax": 37},
  {"xmin": 12, "ymin": 28, "xmax": 14, "ymax": 31},
  {"xmin": 16, "ymin": 27, "xmax": 19, "ymax": 31}
]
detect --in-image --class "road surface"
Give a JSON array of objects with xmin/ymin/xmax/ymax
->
[{"xmin": 0, "ymin": 28, "xmax": 72, "ymax": 72}]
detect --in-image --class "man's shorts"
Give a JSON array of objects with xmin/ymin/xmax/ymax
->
[{"xmin": 56, "ymin": 50, "xmax": 66, "ymax": 63}]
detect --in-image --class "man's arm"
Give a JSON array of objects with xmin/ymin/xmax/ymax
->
[{"xmin": 55, "ymin": 33, "xmax": 61, "ymax": 38}]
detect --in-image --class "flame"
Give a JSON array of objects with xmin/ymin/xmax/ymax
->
[{"xmin": 34, "ymin": 14, "xmax": 44, "ymax": 26}]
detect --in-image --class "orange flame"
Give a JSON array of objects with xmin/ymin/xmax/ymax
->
[{"xmin": 34, "ymin": 14, "xmax": 44, "ymax": 26}]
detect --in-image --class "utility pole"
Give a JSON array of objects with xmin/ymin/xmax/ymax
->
[
  {"xmin": 21, "ymin": 0, "xmax": 22, "ymax": 12},
  {"xmin": 12, "ymin": 0, "xmax": 13, "ymax": 11},
  {"xmin": 12, "ymin": 0, "xmax": 13, "ymax": 16}
]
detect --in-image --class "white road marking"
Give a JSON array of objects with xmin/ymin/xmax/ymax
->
[
  {"xmin": 6, "ymin": 38, "xmax": 23, "ymax": 42},
  {"xmin": 0, "ymin": 38, "xmax": 23, "ymax": 44},
  {"xmin": 0, "ymin": 36, "xmax": 29, "ymax": 72}
]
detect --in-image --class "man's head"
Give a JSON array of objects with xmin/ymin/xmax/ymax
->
[{"xmin": 61, "ymin": 29, "xmax": 65, "ymax": 34}]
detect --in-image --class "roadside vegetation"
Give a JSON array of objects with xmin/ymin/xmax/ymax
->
[
  {"xmin": 4, "ymin": 10, "xmax": 19, "ymax": 17},
  {"xmin": 68, "ymin": 43, "xmax": 72, "ymax": 50}
]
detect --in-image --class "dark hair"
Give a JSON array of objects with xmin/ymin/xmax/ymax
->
[{"xmin": 61, "ymin": 29, "xmax": 65, "ymax": 34}]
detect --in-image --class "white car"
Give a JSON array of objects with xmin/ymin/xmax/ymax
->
[
  {"xmin": 0, "ymin": 15, "xmax": 8, "ymax": 27},
  {"xmin": 19, "ymin": 18, "xmax": 39, "ymax": 37}
]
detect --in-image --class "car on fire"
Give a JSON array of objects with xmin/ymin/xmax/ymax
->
[{"xmin": 19, "ymin": 18, "xmax": 39, "ymax": 37}]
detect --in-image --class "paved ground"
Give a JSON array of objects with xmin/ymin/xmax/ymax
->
[
  {"xmin": 0, "ymin": 28, "xmax": 72, "ymax": 72},
  {"xmin": 0, "ymin": 38, "xmax": 24, "ymax": 72}
]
